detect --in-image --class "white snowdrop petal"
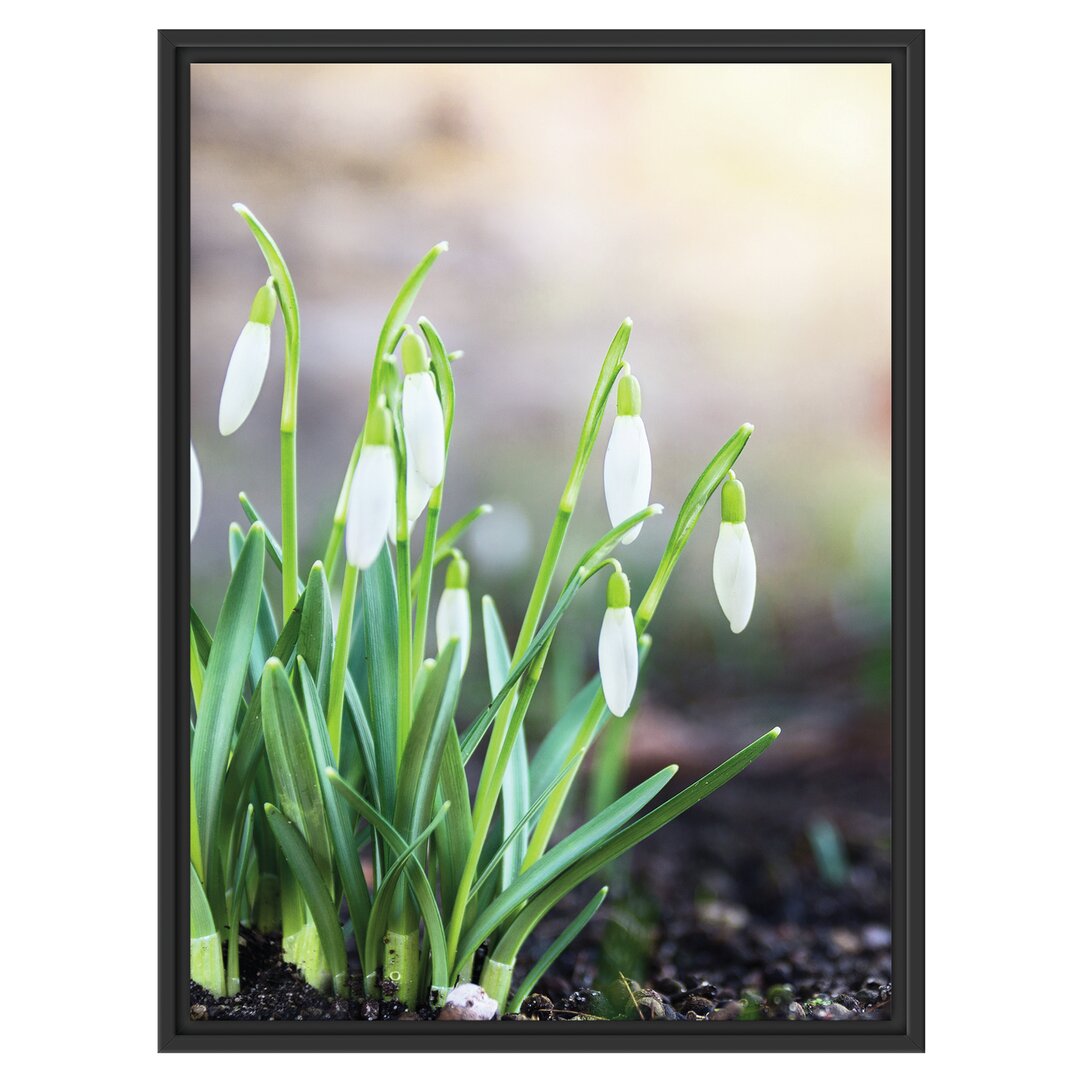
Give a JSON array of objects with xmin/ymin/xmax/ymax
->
[
  {"xmin": 345, "ymin": 445, "xmax": 397, "ymax": 570},
  {"xmin": 435, "ymin": 588, "xmax": 471, "ymax": 677},
  {"xmin": 218, "ymin": 321, "xmax": 271, "ymax": 436},
  {"xmin": 604, "ymin": 415, "xmax": 652, "ymax": 545},
  {"xmin": 406, "ymin": 451, "xmax": 434, "ymax": 523},
  {"xmin": 403, "ymin": 372, "xmax": 445, "ymax": 488},
  {"xmin": 598, "ymin": 606, "xmax": 638, "ymax": 717},
  {"xmin": 190, "ymin": 441, "xmax": 202, "ymax": 542},
  {"xmin": 712, "ymin": 521, "xmax": 757, "ymax": 633}
]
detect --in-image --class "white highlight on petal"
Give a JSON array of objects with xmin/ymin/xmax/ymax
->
[
  {"xmin": 345, "ymin": 444, "xmax": 397, "ymax": 570},
  {"xmin": 435, "ymin": 587, "xmax": 471, "ymax": 678},
  {"xmin": 402, "ymin": 371, "xmax": 445, "ymax": 488},
  {"xmin": 190, "ymin": 441, "xmax": 202, "ymax": 542},
  {"xmin": 604, "ymin": 414, "xmax": 652, "ymax": 545},
  {"xmin": 598, "ymin": 606, "xmax": 638, "ymax": 717},
  {"xmin": 712, "ymin": 521, "xmax": 757, "ymax": 633},
  {"xmin": 219, "ymin": 321, "xmax": 271, "ymax": 436}
]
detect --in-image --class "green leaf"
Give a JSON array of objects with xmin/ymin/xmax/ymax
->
[
  {"xmin": 506, "ymin": 886, "xmax": 608, "ymax": 1013},
  {"xmin": 190, "ymin": 864, "xmax": 225, "ymax": 998},
  {"xmin": 225, "ymin": 804, "xmax": 256, "ymax": 995},
  {"xmin": 264, "ymin": 804, "xmax": 349, "ymax": 996},
  {"xmin": 434, "ymin": 725, "xmax": 473, "ymax": 914},
  {"xmin": 296, "ymin": 660, "xmax": 372, "ymax": 946},
  {"xmin": 229, "ymin": 523, "xmax": 279, "ymax": 688},
  {"xmin": 189, "ymin": 606, "xmax": 213, "ymax": 669},
  {"xmin": 395, "ymin": 642, "xmax": 461, "ymax": 841},
  {"xmin": 359, "ymin": 544, "xmax": 398, "ymax": 814},
  {"xmin": 469, "ymin": 750, "xmax": 585, "ymax": 904},
  {"xmin": 325, "ymin": 768, "xmax": 449, "ymax": 995},
  {"xmin": 362, "ymin": 802, "xmax": 450, "ymax": 994},
  {"xmin": 260, "ymin": 658, "xmax": 334, "ymax": 891},
  {"xmin": 482, "ymin": 597, "xmax": 530, "ymax": 889},
  {"xmin": 529, "ymin": 675, "xmax": 600, "ymax": 795},
  {"xmin": 343, "ymin": 675, "xmax": 379, "ymax": 810},
  {"xmin": 219, "ymin": 596, "xmax": 305, "ymax": 865},
  {"xmin": 191, "ymin": 523, "xmax": 265, "ymax": 916},
  {"xmin": 373, "ymin": 243, "xmax": 448, "ymax": 392},
  {"xmin": 454, "ymin": 764, "xmax": 678, "ymax": 973},
  {"xmin": 492, "ymin": 728, "xmax": 781, "ymax": 966},
  {"xmin": 297, "ymin": 562, "xmax": 333, "ymax": 712}
]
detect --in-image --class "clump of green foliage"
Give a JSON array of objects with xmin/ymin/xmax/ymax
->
[{"xmin": 188, "ymin": 205, "xmax": 778, "ymax": 1013}]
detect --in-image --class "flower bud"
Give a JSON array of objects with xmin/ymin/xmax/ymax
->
[
  {"xmin": 598, "ymin": 570, "xmax": 638, "ymax": 716},
  {"xmin": 712, "ymin": 471, "xmax": 756, "ymax": 633},
  {"xmin": 218, "ymin": 282, "xmax": 276, "ymax": 436},
  {"xmin": 190, "ymin": 441, "xmax": 203, "ymax": 541},
  {"xmin": 603, "ymin": 370, "xmax": 651, "ymax": 545},
  {"xmin": 345, "ymin": 398, "xmax": 397, "ymax": 570},
  {"xmin": 435, "ymin": 555, "xmax": 471, "ymax": 678},
  {"xmin": 401, "ymin": 329, "xmax": 446, "ymax": 489}
]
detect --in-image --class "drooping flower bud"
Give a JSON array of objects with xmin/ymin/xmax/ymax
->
[
  {"xmin": 598, "ymin": 570, "xmax": 638, "ymax": 716},
  {"xmin": 190, "ymin": 441, "xmax": 203, "ymax": 541},
  {"xmin": 218, "ymin": 281, "xmax": 277, "ymax": 436},
  {"xmin": 603, "ymin": 369, "xmax": 652, "ymax": 545},
  {"xmin": 435, "ymin": 555, "xmax": 471, "ymax": 678},
  {"xmin": 401, "ymin": 329, "xmax": 445, "ymax": 489},
  {"xmin": 712, "ymin": 471, "xmax": 756, "ymax": 633},
  {"xmin": 345, "ymin": 398, "xmax": 397, "ymax": 570}
]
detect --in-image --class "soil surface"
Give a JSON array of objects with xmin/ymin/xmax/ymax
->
[{"xmin": 191, "ymin": 743, "xmax": 891, "ymax": 1023}]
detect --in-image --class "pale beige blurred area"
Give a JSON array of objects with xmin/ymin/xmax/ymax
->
[{"xmin": 190, "ymin": 62, "xmax": 891, "ymax": 723}]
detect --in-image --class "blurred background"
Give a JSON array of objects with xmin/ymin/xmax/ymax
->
[{"xmin": 190, "ymin": 63, "xmax": 892, "ymax": 924}]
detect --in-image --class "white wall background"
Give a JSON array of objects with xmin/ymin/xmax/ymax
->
[{"xmin": 2, "ymin": 2, "xmax": 1076, "ymax": 1076}]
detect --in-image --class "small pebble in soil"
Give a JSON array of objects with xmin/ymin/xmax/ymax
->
[{"xmin": 438, "ymin": 983, "xmax": 499, "ymax": 1021}]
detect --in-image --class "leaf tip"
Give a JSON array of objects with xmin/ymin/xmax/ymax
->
[{"xmin": 740, "ymin": 422, "xmax": 755, "ymax": 437}]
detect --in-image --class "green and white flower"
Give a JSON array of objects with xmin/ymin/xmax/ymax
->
[
  {"xmin": 401, "ymin": 328, "xmax": 445, "ymax": 488},
  {"xmin": 603, "ymin": 369, "xmax": 651, "ymax": 544},
  {"xmin": 218, "ymin": 280, "xmax": 277, "ymax": 436},
  {"xmin": 435, "ymin": 554, "xmax": 471, "ymax": 677},
  {"xmin": 345, "ymin": 397, "xmax": 396, "ymax": 569},
  {"xmin": 598, "ymin": 570, "xmax": 638, "ymax": 716},
  {"xmin": 712, "ymin": 470, "xmax": 756, "ymax": 633}
]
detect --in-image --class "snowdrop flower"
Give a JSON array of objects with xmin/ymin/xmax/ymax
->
[
  {"xmin": 598, "ymin": 570, "xmax": 638, "ymax": 717},
  {"xmin": 603, "ymin": 370, "xmax": 651, "ymax": 544},
  {"xmin": 712, "ymin": 471, "xmax": 756, "ymax": 633},
  {"xmin": 401, "ymin": 329, "xmax": 445, "ymax": 489},
  {"xmin": 435, "ymin": 555, "xmax": 471, "ymax": 678},
  {"xmin": 218, "ymin": 281, "xmax": 277, "ymax": 436},
  {"xmin": 345, "ymin": 398, "xmax": 397, "ymax": 570},
  {"xmin": 190, "ymin": 441, "xmax": 202, "ymax": 542}
]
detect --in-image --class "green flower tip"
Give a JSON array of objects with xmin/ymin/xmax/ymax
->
[
  {"xmin": 365, "ymin": 398, "xmax": 394, "ymax": 447},
  {"xmin": 401, "ymin": 329, "xmax": 430, "ymax": 374},
  {"xmin": 248, "ymin": 283, "xmax": 277, "ymax": 326},
  {"xmin": 435, "ymin": 241, "xmax": 449, "ymax": 253},
  {"xmin": 446, "ymin": 555, "xmax": 470, "ymax": 590},
  {"xmin": 720, "ymin": 472, "xmax": 747, "ymax": 524},
  {"xmin": 740, "ymin": 422, "xmax": 755, "ymax": 437},
  {"xmin": 607, "ymin": 570, "xmax": 632, "ymax": 609},
  {"xmin": 617, "ymin": 373, "xmax": 642, "ymax": 417},
  {"xmin": 770, "ymin": 726, "xmax": 782, "ymax": 737}
]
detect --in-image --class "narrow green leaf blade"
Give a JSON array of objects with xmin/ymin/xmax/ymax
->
[
  {"xmin": 297, "ymin": 659, "xmax": 373, "ymax": 945},
  {"xmin": 191, "ymin": 523, "xmax": 265, "ymax": 912},
  {"xmin": 261, "ymin": 658, "xmax": 334, "ymax": 891},
  {"xmin": 264, "ymin": 804, "xmax": 349, "ymax": 996},
  {"xmin": 507, "ymin": 886, "xmax": 608, "ymax": 1013}
]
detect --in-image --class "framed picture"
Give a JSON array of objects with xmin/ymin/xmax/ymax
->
[{"xmin": 161, "ymin": 29, "xmax": 924, "ymax": 1052}]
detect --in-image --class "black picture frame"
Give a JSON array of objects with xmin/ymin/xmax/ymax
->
[{"xmin": 160, "ymin": 28, "xmax": 924, "ymax": 1053}]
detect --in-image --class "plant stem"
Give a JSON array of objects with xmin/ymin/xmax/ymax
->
[
  {"xmin": 326, "ymin": 563, "xmax": 359, "ymax": 762},
  {"xmin": 411, "ymin": 490, "xmax": 442, "ymax": 676},
  {"xmin": 280, "ymin": 427, "xmax": 299, "ymax": 622},
  {"xmin": 395, "ymin": 524, "xmax": 413, "ymax": 764},
  {"xmin": 384, "ymin": 927, "xmax": 420, "ymax": 1009}
]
